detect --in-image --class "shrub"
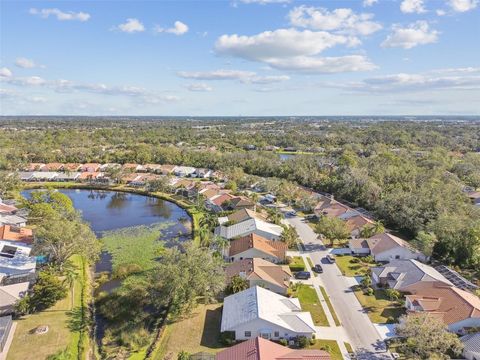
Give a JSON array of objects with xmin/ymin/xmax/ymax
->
[
  {"xmin": 365, "ymin": 287, "xmax": 374, "ymax": 296},
  {"xmin": 309, "ymin": 338, "xmax": 316, "ymax": 345},
  {"xmin": 297, "ymin": 336, "xmax": 308, "ymax": 348},
  {"xmin": 219, "ymin": 331, "xmax": 235, "ymax": 346},
  {"xmin": 350, "ymin": 257, "xmax": 361, "ymax": 263},
  {"xmin": 279, "ymin": 338, "xmax": 288, "ymax": 346},
  {"xmin": 364, "ymin": 255, "xmax": 375, "ymax": 264}
]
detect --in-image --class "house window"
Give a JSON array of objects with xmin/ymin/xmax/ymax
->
[
  {"xmin": 274, "ymin": 331, "xmax": 279, "ymax": 337},
  {"xmin": 244, "ymin": 331, "xmax": 251, "ymax": 337}
]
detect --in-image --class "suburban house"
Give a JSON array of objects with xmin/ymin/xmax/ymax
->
[
  {"xmin": 227, "ymin": 233, "xmax": 287, "ymax": 263},
  {"xmin": 371, "ymin": 259, "xmax": 453, "ymax": 291},
  {"xmin": 215, "ymin": 337, "xmax": 331, "ymax": 360},
  {"xmin": 405, "ymin": 282, "xmax": 480, "ymax": 333},
  {"xmin": 343, "ymin": 214, "xmax": 375, "ymax": 237},
  {"xmin": 56, "ymin": 172, "xmax": 81, "ymax": 182},
  {"xmin": 225, "ymin": 258, "xmax": 292, "ymax": 295},
  {"xmin": 349, "ymin": 233, "xmax": 427, "ymax": 262},
  {"xmin": 0, "ymin": 203, "xmax": 17, "ymax": 215},
  {"xmin": 144, "ymin": 164, "xmax": 163, "ymax": 173},
  {"xmin": 0, "ymin": 282, "xmax": 30, "ymax": 315},
  {"xmin": 194, "ymin": 168, "xmax": 213, "ymax": 178},
  {"xmin": 173, "ymin": 166, "xmax": 196, "ymax": 177},
  {"xmin": 43, "ymin": 163, "xmax": 64, "ymax": 171},
  {"xmin": 122, "ymin": 163, "xmax": 146, "ymax": 172},
  {"xmin": 221, "ymin": 286, "xmax": 316, "ymax": 341},
  {"xmin": 0, "ymin": 225, "xmax": 34, "ymax": 246},
  {"xmin": 206, "ymin": 193, "xmax": 236, "ymax": 212},
  {"xmin": 158, "ymin": 164, "xmax": 176, "ymax": 175},
  {"xmin": 215, "ymin": 218, "xmax": 283, "ymax": 241},
  {"xmin": 218, "ymin": 209, "xmax": 267, "ymax": 226},
  {"xmin": 100, "ymin": 163, "xmax": 121, "ymax": 172},
  {"xmin": 26, "ymin": 163, "xmax": 46, "ymax": 171},
  {"xmin": 461, "ymin": 333, "xmax": 480, "ymax": 360},
  {"xmin": 0, "ymin": 240, "xmax": 36, "ymax": 280},
  {"xmin": 81, "ymin": 163, "xmax": 101, "ymax": 173},
  {"xmin": 0, "ymin": 214, "xmax": 27, "ymax": 227},
  {"xmin": 64, "ymin": 163, "xmax": 82, "ymax": 172},
  {"xmin": 78, "ymin": 172, "xmax": 105, "ymax": 182},
  {"xmin": 30, "ymin": 172, "xmax": 59, "ymax": 181},
  {"xmin": 227, "ymin": 196, "xmax": 256, "ymax": 211}
]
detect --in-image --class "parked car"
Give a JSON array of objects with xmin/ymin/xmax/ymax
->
[
  {"xmin": 294, "ymin": 271, "xmax": 311, "ymax": 280},
  {"xmin": 304, "ymin": 214, "xmax": 318, "ymax": 221},
  {"xmin": 285, "ymin": 210, "xmax": 297, "ymax": 217},
  {"xmin": 312, "ymin": 264, "xmax": 323, "ymax": 273},
  {"xmin": 326, "ymin": 254, "xmax": 336, "ymax": 263}
]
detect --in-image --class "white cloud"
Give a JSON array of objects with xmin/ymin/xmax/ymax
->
[
  {"xmin": 333, "ymin": 67, "xmax": 480, "ymax": 92},
  {"xmin": 363, "ymin": 0, "xmax": 378, "ymax": 7},
  {"xmin": 177, "ymin": 69, "xmax": 290, "ymax": 83},
  {"xmin": 15, "ymin": 57, "xmax": 44, "ymax": 69},
  {"xmin": 155, "ymin": 21, "xmax": 189, "ymax": 35},
  {"xmin": 215, "ymin": 28, "xmax": 376, "ymax": 73},
  {"xmin": 400, "ymin": 0, "xmax": 427, "ymax": 13},
  {"xmin": 239, "ymin": 0, "xmax": 291, "ymax": 4},
  {"xmin": 29, "ymin": 8, "xmax": 90, "ymax": 22},
  {"xmin": 448, "ymin": 0, "xmax": 478, "ymax": 12},
  {"xmin": 265, "ymin": 55, "xmax": 377, "ymax": 73},
  {"xmin": 215, "ymin": 28, "xmax": 350, "ymax": 61},
  {"xmin": 115, "ymin": 18, "xmax": 145, "ymax": 33},
  {"xmin": 436, "ymin": 9, "xmax": 447, "ymax": 15},
  {"xmin": 0, "ymin": 67, "xmax": 12, "ymax": 77},
  {"xmin": 6, "ymin": 76, "xmax": 47, "ymax": 86},
  {"xmin": 186, "ymin": 83, "xmax": 213, "ymax": 92},
  {"xmin": 381, "ymin": 21, "xmax": 439, "ymax": 49},
  {"xmin": 288, "ymin": 6, "xmax": 382, "ymax": 36}
]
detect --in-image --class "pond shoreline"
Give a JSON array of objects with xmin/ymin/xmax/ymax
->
[{"xmin": 22, "ymin": 183, "xmax": 202, "ymax": 359}]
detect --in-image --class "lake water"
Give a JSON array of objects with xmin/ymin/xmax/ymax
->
[{"xmin": 279, "ymin": 153, "xmax": 297, "ymax": 161}]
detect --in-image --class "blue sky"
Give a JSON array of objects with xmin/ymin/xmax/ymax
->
[{"xmin": 1, "ymin": 0, "xmax": 479, "ymax": 115}]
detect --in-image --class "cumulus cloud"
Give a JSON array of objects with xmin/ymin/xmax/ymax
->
[
  {"xmin": 177, "ymin": 69, "xmax": 290, "ymax": 83},
  {"xmin": 186, "ymin": 83, "xmax": 213, "ymax": 92},
  {"xmin": 155, "ymin": 21, "xmax": 189, "ymax": 35},
  {"xmin": 0, "ymin": 67, "xmax": 12, "ymax": 77},
  {"xmin": 288, "ymin": 6, "xmax": 382, "ymax": 36},
  {"xmin": 114, "ymin": 18, "xmax": 145, "ymax": 33},
  {"xmin": 448, "ymin": 0, "xmax": 478, "ymax": 12},
  {"xmin": 214, "ymin": 28, "xmax": 375, "ymax": 73},
  {"xmin": 381, "ymin": 21, "xmax": 439, "ymax": 49},
  {"xmin": 363, "ymin": 0, "xmax": 378, "ymax": 7},
  {"xmin": 400, "ymin": 0, "xmax": 427, "ymax": 13},
  {"xmin": 15, "ymin": 57, "xmax": 44, "ymax": 69},
  {"xmin": 29, "ymin": 8, "xmax": 90, "ymax": 22}
]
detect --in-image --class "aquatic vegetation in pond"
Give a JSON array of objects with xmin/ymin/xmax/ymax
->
[{"xmin": 100, "ymin": 223, "xmax": 174, "ymax": 277}]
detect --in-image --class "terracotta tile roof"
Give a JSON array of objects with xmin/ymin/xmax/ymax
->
[
  {"xmin": 0, "ymin": 225, "xmax": 34, "ymax": 245},
  {"xmin": 64, "ymin": 163, "xmax": 82, "ymax": 171},
  {"xmin": 159, "ymin": 164, "xmax": 176, "ymax": 173},
  {"xmin": 44, "ymin": 163, "xmax": 64, "ymax": 171},
  {"xmin": 0, "ymin": 203, "xmax": 18, "ymax": 214},
  {"xmin": 406, "ymin": 282, "xmax": 480, "ymax": 325},
  {"xmin": 82, "ymin": 163, "xmax": 101, "ymax": 171},
  {"xmin": 216, "ymin": 337, "xmax": 331, "ymax": 360},
  {"xmin": 230, "ymin": 196, "xmax": 255, "ymax": 208},
  {"xmin": 211, "ymin": 193, "xmax": 235, "ymax": 206},
  {"xmin": 229, "ymin": 233, "xmax": 287, "ymax": 260},
  {"xmin": 225, "ymin": 258, "xmax": 292, "ymax": 290},
  {"xmin": 78, "ymin": 172, "xmax": 102, "ymax": 180},
  {"xmin": 27, "ymin": 163, "xmax": 45, "ymax": 171},
  {"xmin": 349, "ymin": 238, "xmax": 369, "ymax": 249}
]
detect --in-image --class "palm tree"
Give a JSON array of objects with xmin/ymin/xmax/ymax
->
[
  {"xmin": 211, "ymin": 235, "xmax": 229, "ymax": 256},
  {"xmin": 228, "ymin": 275, "xmax": 249, "ymax": 294},
  {"xmin": 63, "ymin": 262, "xmax": 78, "ymax": 309}
]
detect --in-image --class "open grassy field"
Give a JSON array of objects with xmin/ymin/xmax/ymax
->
[
  {"xmin": 308, "ymin": 339, "xmax": 343, "ymax": 360},
  {"xmin": 296, "ymin": 285, "xmax": 329, "ymax": 326},
  {"xmin": 335, "ymin": 255, "xmax": 375, "ymax": 277},
  {"xmin": 7, "ymin": 255, "xmax": 88, "ymax": 360},
  {"xmin": 152, "ymin": 303, "xmax": 225, "ymax": 360},
  {"xmin": 353, "ymin": 288, "xmax": 405, "ymax": 323}
]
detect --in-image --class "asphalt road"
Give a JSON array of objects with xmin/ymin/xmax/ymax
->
[{"xmin": 286, "ymin": 216, "xmax": 393, "ymax": 360}]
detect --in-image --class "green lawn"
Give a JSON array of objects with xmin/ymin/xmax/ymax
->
[
  {"xmin": 353, "ymin": 288, "xmax": 405, "ymax": 323},
  {"xmin": 320, "ymin": 286, "xmax": 341, "ymax": 326},
  {"xmin": 8, "ymin": 255, "xmax": 89, "ymax": 360},
  {"xmin": 289, "ymin": 256, "xmax": 306, "ymax": 272},
  {"xmin": 308, "ymin": 339, "xmax": 343, "ymax": 360},
  {"xmin": 335, "ymin": 255, "xmax": 375, "ymax": 277},
  {"xmin": 296, "ymin": 285, "xmax": 329, "ymax": 326},
  {"xmin": 152, "ymin": 303, "xmax": 225, "ymax": 360}
]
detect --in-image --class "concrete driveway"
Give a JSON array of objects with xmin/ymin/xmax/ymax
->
[{"xmin": 286, "ymin": 216, "xmax": 393, "ymax": 360}]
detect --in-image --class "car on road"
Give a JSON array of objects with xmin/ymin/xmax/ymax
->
[
  {"xmin": 285, "ymin": 210, "xmax": 297, "ymax": 217},
  {"xmin": 325, "ymin": 254, "xmax": 336, "ymax": 263},
  {"xmin": 312, "ymin": 264, "xmax": 323, "ymax": 273},
  {"xmin": 294, "ymin": 271, "xmax": 311, "ymax": 280}
]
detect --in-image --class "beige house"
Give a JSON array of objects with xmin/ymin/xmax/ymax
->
[
  {"xmin": 225, "ymin": 258, "xmax": 292, "ymax": 295},
  {"xmin": 227, "ymin": 233, "xmax": 287, "ymax": 263}
]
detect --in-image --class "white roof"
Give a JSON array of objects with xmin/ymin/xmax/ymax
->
[
  {"xmin": 0, "ymin": 214, "xmax": 27, "ymax": 226},
  {"xmin": 0, "ymin": 240, "xmax": 36, "ymax": 276},
  {"xmin": 0, "ymin": 282, "xmax": 29, "ymax": 307},
  {"xmin": 31, "ymin": 171, "xmax": 59, "ymax": 180},
  {"xmin": 174, "ymin": 166, "xmax": 196, "ymax": 173},
  {"xmin": 221, "ymin": 286, "xmax": 316, "ymax": 334},
  {"xmin": 215, "ymin": 218, "xmax": 283, "ymax": 239}
]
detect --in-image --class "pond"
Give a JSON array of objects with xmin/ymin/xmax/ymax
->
[
  {"xmin": 23, "ymin": 188, "xmax": 192, "ymax": 348},
  {"xmin": 278, "ymin": 153, "xmax": 297, "ymax": 161}
]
